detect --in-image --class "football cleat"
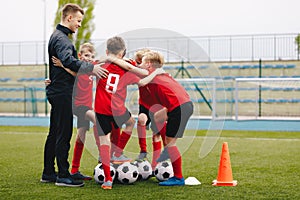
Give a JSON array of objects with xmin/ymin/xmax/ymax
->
[
  {"xmin": 111, "ymin": 154, "xmax": 132, "ymax": 164},
  {"xmin": 101, "ymin": 180, "xmax": 112, "ymax": 190},
  {"xmin": 159, "ymin": 176, "xmax": 185, "ymax": 186}
]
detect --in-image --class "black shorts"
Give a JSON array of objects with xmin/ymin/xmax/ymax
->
[
  {"xmin": 73, "ymin": 105, "xmax": 91, "ymax": 129},
  {"xmin": 139, "ymin": 104, "xmax": 151, "ymax": 129},
  {"xmin": 166, "ymin": 101, "xmax": 193, "ymax": 138},
  {"xmin": 95, "ymin": 109, "xmax": 131, "ymax": 136}
]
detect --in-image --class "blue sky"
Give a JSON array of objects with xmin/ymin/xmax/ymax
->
[{"xmin": 1, "ymin": 0, "xmax": 300, "ymax": 42}]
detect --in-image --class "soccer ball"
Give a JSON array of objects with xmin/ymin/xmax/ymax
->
[
  {"xmin": 133, "ymin": 160, "xmax": 153, "ymax": 180},
  {"xmin": 154, "ymin": 161, "xmax": 174, "ymax": 181},
  {"xmin": 93, "ymin": 163, "xmax": 116, "ymax": 184},
  {"xmin": 117, "ymin": 162, "xmax": 139, "ymax": 184}
]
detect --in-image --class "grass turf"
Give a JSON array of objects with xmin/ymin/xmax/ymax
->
[{"xmin": 0, "ymin": 126, "xmax": 299, "ymax": 199}]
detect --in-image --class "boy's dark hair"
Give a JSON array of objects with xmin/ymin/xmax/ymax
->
[
  {"xmin": 106, "ymin": 36, "xmax": 126, "ymax": 55},
  {"xmin": 62, "ymin": 3, "xmax": 84, "ymax": 20}
]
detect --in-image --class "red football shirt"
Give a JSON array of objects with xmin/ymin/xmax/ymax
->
[
  {"xmin": 147, "ymin": 73, "xmax": 191, "ymax": 112},
  {"xmin": 138, "ymin": 86, "xmax": 154, "ymax": 109},
  {"xmin": 73, "ymin": 73, "xmax": 93, "ymax": 109},
  {"xmin": 94, "ymin": 62, "xmax": 140, "ymax": 116}
]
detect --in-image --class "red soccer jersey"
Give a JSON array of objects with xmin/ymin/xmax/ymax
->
[
  {"xmin": 94, "ymin": 62, "xmax": 140, "ymax": 116},
  {"xmin": 138, "ymin": 86, "xmax": 155, "ymax": 110},
  {"xmin": 73, "ymin": 73, "xmax": 93, "ymax": 109},
  {"xmin": 147, "ymin": 73, "xmax": 191, "ymax": 112}
]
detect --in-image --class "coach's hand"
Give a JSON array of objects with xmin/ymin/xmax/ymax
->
[{"xmin": 93, "ymin": 63, "xmax": 108, "ymax": 79}]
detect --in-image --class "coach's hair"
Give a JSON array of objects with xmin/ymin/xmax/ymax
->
[
  {"xmin": 61, "ymin": 3, "xmax": 84, "ymax": 20},
  {"xmin": 79, "ymin": 43, "xmax": 95, "ymax": 54},
  {"xmin": 143, "ymin": 51, "xmax": 164, "ymax": 68},
  {"xmin": 106, "ymin": 36, "xmax": 126, "ymax": 56}
]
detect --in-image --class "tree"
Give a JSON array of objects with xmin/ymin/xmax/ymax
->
[
  {"xmin": 54, "ymin": 0, "xmax": 95, "ymax": 50},
  {"xmin": 295, "ymin": 34, "xmax": 300, "ymax": 60}
]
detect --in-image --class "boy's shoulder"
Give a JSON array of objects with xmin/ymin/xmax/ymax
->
[{"xmin": 104, "ymin": 61, "xmax": 127, "ymax": 73}]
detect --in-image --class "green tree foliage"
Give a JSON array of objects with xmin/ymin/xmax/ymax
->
[
  {"xmin": 295, "ymin": 34, "xmax": 300, "ymax": 59},
  {"xmin": 54, "ymin": 0, "xmax": 95, "ymax": 50}
]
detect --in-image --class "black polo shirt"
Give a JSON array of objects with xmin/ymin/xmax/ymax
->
[{"xmin": 46, "ymin": 24, "xmax": 94, "ymax": 97}]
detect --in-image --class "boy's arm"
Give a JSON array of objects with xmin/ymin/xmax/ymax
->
[
  {"xmin": 52, "ymin": 56, "xmax": 77, "ymax": 77},
  {"xmin": 107, "ymin": 55, "xmax": 149, "ymax": 76},
  {"xmin": 138, "ymin": 68, "xmax": 165, "ymax": 87}
]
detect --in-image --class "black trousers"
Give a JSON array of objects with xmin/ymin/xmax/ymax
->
[{"xmin": 43, "ymin": 94, "xmax": 73, "ymax": 178}]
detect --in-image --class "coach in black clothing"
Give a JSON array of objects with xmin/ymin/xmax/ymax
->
[{"xmin": 41, "ymin": 3, "xmax": 107, "ymax": 187}]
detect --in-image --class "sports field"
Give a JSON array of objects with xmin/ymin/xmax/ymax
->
[{"xmin": 0, "ymin": 126, "xmax": 299, "ymax": 199}]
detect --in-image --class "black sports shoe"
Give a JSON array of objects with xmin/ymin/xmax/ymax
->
[
  {"xmin": 55, "ymin": 176, "xmax": 84, "ymax": 187},
  {"xmin": 156, "ymin": 148, "xmax": 170, "ymax": 162},
  {"xmin": 71, "ymin": 171, "xmax": 92, "ymax": 180},
  {"xmin": 40, "ymin": 173, "xmax": 57, "ymax": 183}
]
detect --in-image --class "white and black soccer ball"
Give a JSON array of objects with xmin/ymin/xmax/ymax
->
[
  {"xmin": 117, "ymin": 162, "xmax": 139, "ymax": 184},
  {"xmin": 133, "ymin": 160, "xmax": 153, "ymax": 180},
  {"xmin": 154, "ymin": 161, "xmax": 174, "ymax": 182},
  {"xmin": 93, "ymin": 163, "xmax": 116, "ymax": 184}
]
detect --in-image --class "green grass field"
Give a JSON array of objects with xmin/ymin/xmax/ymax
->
[{"xmin": 0, "ymin": 126, "xmax": 299, "ymax": 200}]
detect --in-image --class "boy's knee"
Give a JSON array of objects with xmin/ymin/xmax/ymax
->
[{"xmin": 138, "ymin": 113, "xmax": 148, "ymax": 125}]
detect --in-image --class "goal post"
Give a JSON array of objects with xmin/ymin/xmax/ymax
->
[{"xmin": 235, "ymin": 78, "xmax": 300, "ymax": 120}]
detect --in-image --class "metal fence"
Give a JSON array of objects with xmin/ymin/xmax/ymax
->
[{"xmin": 0, "ymin": 33, "xmax": 299, "ymax": 65}]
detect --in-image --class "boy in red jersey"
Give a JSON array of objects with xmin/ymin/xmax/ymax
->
[
  {"xmin": 134, "ymin": 49, "xmax": 167, "ymax": 170},
  {"xmin": 139, "ymin": 51, "xmax": 194, "ymax": 186},
  {"xmin": 134, "ymin": 49, "xmax": 152, "ymax": 160},
  {"xmin": 94, "ymin": 36, "xmax": 164, "ymax": 189}
]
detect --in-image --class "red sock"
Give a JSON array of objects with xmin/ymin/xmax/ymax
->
[
  {"xmin": 151, "ymin": 138, "xmax": 162, "ymax": 169},
  {"xmin": 168, "ymin": 146, "xmax": 183, "ymax": 179},
  {"xmin": 93, "ymin": 126, "xmax": 101, "ymax": 157},
  {"xmin": 71, "ymin": 139, "xmax": 84, "ymax": 174},
  {"xmin": 114, "ymin": 131, "xmax": 131, "ymax": 157},
  {"xmin": 100, "ymin": 145, "xmax": 112, "ymax": 182},
  {"xmin": 137, "ymin": 124, "xmax": 147, "ymax": 153},
  {"xmin": 110, "ymin": 127, "xmax": 120, "ymax": 157}
]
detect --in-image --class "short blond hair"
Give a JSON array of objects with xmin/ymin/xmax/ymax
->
[
  {"xmin": 134, "ymin": 48, "xmax": 151, "ymax": 64},
  {"xmin": 143, "ymin": 51, "xmax": 164, "ymax": 68},
  {"xmin": 79, "ymin": 43, "xmax": 95, "ymax": 54},
  {"xmin": 61, "ymin": 3, "xmax": 84, "ymax": 21}
]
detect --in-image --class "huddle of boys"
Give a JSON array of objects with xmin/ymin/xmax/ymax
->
[{"xmin": 41, "ymin": 3, "xmax": 193, "ymax": 190}]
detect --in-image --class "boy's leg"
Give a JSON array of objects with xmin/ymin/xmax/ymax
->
[
  {"xmin": 136, "ymin": 113, "xmax": 148, "ymax": 161},
  {"xmin": 159, "ymin": 138, "xmax": 184, "ymax": 186},
  {"xmin": 151, "ymin": 134, "xmax": 162, "ymax": 170},
  {"xmin": 137, "ymin": 123, "xmax": 147, "ymax": 153},
  {"xmin": 71, "ymin": 128, "xmax": 86, "ymax": 174},
  {"xmin": 99, "ymin": 135, "xmax": 113, "ymax": 189},
  {"xmin": 110, "ymin": 127, "xmax": 120, "ymax": 157},
  {"xmin": 93, "ymin": 126, "xmax": 102, "ymax": 162},
  {"xmin": 95, "ymin": 113, "xmax": 115, "ymax": 189},
  {"xmin": 167, "ymin": 141, "xmax": 183, "ymax": 179},
  {"xmin": 112, "ymin": 116, "xmax": 135, "ymax": 163},
  {"xmin": 112, "ymin": 130, "xmax": 132, "ymax": 158},
  {"xmin": 70, "ymin": 127, "xmax": 92, "ymax": 180},
  {"xmin": 159, "ymin": 102, "xmax": 193, "ymax": 186}
]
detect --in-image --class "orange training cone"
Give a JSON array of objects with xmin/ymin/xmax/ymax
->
[{"xmin": 212, "ymin": 142, "xmax": 237, "ymax": 186}]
